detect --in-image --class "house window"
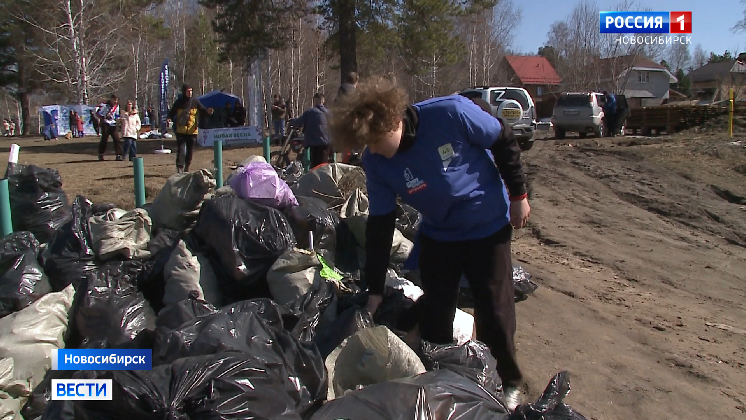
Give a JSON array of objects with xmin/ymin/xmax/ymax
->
[
  {"xmin": 537, "ymin": 86, "xmax": 543, "ymax": 96},
  {"xmin": 638, "ymin": 71, "xmax": 650, "ymax": 83}
]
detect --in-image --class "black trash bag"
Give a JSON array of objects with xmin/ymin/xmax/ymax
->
[
  {"xmin": 20, "ymin": 369, "xmax": 76, "ymax": 420},
  {"xmin": 41, "ymin": 195, "xmax": 113, "ymax": 291},
  {"xmin": 513, "ymin": 264, "xmax": 538, "ymax": 302},
  {"xmin": 192, "ymin": 195, "xmax": 296, "ymax": 299},
  {"xmin": 395, "ymin": 203, "xmax": 422, "ymax": 242},
  {"xmin": 283, "ymin": 196, "xmax": 340, "ymax": 259},
  {"xmin": 419, "ymin": 340, "xmax": 502, "ymax": 397},
  {"xmin": 284, "ymin": 279, "xmax": 337, "ymax": 342},
  {"xmin": 309, "ymin": 370, "xmax": 509, "ymax": 420},
  {"xmin": 153, "ymin": 298, "xmax": 313, "ymax": 364},
  {"xmin": 7, "ymin": 164, "xmax": 72, "ymax": 243},
  {"xmin": 65, "ymin": 261, "xmax": 157, "ymax": 349},
  {"xmin": 154, "ymin": 290, "xmax": 217, "ymax": 330},
  {"xmin": 76, "ymin": 353, "xmax": 325, "ymax": 420},
  {"xmin": 509, "ymin": 371, "xmax": 588, "ymax": 420},
  {"xmin": 150, "ymin": 301, "xmax": 327, "ymax": 416},
  {"xmin": 374, "ymin": 288, "xmax": 420, "ymax": 333},
  {"xmin": 313, "ymin": 305, "xmax": 374, "ymax": 359},
  {"xmin": 334, "ymin": 219, "xmax": 363, "ymax": 280},
  {"xmin": 0, "ymin": 231, "xmax": 52, "ymax": 317}
]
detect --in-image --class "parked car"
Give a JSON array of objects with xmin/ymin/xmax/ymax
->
[
  {"xmin": 551, "ymin": 92, "xmax": 606, "ymax": 139},
  {"xmin": 459, "ymin": 86, "xmax": 536, "ymax": 151},
  {"xmin": 551, "ymin": 92, "xmax": 630, "ymax": 139}
]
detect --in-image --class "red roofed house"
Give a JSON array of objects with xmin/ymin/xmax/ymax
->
[{"xmin": 500, "ymin": 55, "xmax": 562, "ymax": 101}]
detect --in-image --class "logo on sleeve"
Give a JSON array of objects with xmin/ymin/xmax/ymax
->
[{"xmin": 404, "ymin": 168, "xmax": 427, "ymax": 194}]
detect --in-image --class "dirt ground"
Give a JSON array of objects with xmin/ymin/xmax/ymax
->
[{"xmin": 1, "ymin": 123, "xmax": 745, "ymax": 419}]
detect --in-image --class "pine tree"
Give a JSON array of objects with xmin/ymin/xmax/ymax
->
[
  {"xmin": 199, "ymin": 0, "xmax": 307, "ymax": 61},
  {"xmin": 398, "ymin": 0, "xmax": 463, "ymax": 97}
]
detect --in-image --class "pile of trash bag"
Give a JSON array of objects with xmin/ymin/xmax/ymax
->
[
  {"xmin": 0, "ymin": 161, "xmax": 589, "ymax": 420},
  {"xmin": 6, "ymin": 165, "xmax": 71, "ymax": 243},
  {"xmin": 0, "ymin": 232, "xmax": 51, "ymax": 317}
]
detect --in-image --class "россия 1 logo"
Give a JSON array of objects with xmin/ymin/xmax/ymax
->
[{"xmin": 600, "ymin": 11, "xmax": 692, "ymax": 34}]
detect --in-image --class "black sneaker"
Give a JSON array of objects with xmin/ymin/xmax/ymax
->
[
  {"xmin": 98, "ymin": 155, "xmax": 104, "ymax": 161},
  {"xmin": 115, "ymin": 155, "xmax": 123, "ymax": 161}
]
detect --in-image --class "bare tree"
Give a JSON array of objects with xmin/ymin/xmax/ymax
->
[
  {"xmin": 692, "ymin": 44, "xmax": 707, "ymax": 69},
  {"xmin": 666, "ymin": 42, "xmax": 691, "ymax": 73},
  {"xmin": 16, "ymin": 0, "xmax": 135, "ymax": 104},
  {"xmin": 546, "ymin": 0, "xmax": 603, "ymax": 91},
  {"xmin": 457, "ymin": 0, "xmax": 520, "ymax": 88}
]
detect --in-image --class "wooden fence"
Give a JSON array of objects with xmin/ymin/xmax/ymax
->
[{"xmin": 624, "ymin": 104, "xmax": 746, "ymax": 135}]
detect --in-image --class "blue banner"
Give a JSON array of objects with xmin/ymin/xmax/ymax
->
[
  {"xmin": 159, "ymin": 58, "xmax": 170, "ymax": 133},
  {"xmin": 600, "ymin": 11, "xmax": 670, "ymax": 33},
  {"xmin": 52, "ymin": 349, "xmax": 152, "ymax": 371}
]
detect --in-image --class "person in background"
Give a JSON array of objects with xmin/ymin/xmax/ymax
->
[
  {"xmin": 75, "ymin": 112, "xmax": 84, "ymax": 137},
  {"xmin": 166, "ymin": 84, "xmax": 214, "ymax": 173},
  {"xmin": 290, "ymin": 92, "xmax": 331, "ymax": 168},
  {"xmin": 97, "ymin": 94, "xmax": 123, "ymax": 161},
  {"xmin": 2, "ymin": 119, "xmax": 9, "ymax": 136},
  {"xmin": 143, "ymin": 109, "xmax": 150, "ymax": 126},
  {"xmin": 148, "ymin": 106, "xmax": 156, "ymax": 129},
  {"xmin": 69, "ymin": 110, "xmax": 77, "ymax": 138},
  {"xmin": 335, "ymin": 71, "xmax": 359, "ymax": 103},
  {"xmin": 119, "ymin": 100, "xmax": 141, "ymax": 161},
  {"xmin": 602, "ymin": 90, "xmax": 617, "ymax": 137},
  {"xmin": 285, "ymin": 99, "xmax": 293, "ymax": 122},
  {"xmin": 90, "ymin": 109, "xmax": 100, "ymax": 135},
  {"xmin": 271, "ymin": 94, "xmax": 287, "ymax": 144},
  {"xmin": 329, "ymin": 77, "xmax": 530, "ymax": 410},
  {"xmin": 233, "ymin": 101, "xmax": 246, "ymax": 126},
  {"xmin": 10, "ymin": 120, "xmax": 17, "ymax": 136}
]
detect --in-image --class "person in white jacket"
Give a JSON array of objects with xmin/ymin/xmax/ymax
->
[{"xmin": 119, "ymin": 101, "xmax": 141, "ymax": 161}]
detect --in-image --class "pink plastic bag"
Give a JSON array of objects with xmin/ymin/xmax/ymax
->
[{"xmin": 229, "ymin": 161, "xmax": 299, "ymax": 209}]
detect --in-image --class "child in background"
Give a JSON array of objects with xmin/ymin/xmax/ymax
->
[
  {"xmin": 119, "ymin": 100, "xmax": 141, "ymax": 161},
  {"xmin": 75, "ymin": 112, "xmax": 84, "ymax": 137}
]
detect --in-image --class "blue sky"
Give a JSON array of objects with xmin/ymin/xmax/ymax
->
[{"xmin": 514, "ymin": 0, "xmax": 745, "ymax": 56}]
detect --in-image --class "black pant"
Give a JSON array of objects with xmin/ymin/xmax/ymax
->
[
  {"xmin": 418, "ymin": 223, "xmax": 522, "ymax": 387},
  {"xmin": 98, "ymin": 124, "xmax": 122, "ymax": 156},
  {"xmin": 309, "ymin": 145, "xmax": 331, "ymax": 168},
  {"xmin": 176, "ymin": 133, "xmax": 196, "ymax": 169}
]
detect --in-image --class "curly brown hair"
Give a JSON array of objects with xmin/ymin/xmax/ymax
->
[{"xmin": 329, "ymin": 77, "xmax": 409, "ymax": 151}]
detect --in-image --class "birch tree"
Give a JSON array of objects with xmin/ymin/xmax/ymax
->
[{"xmin": 15, "ymin": 0, "xmax": 162, "ymax": 104}]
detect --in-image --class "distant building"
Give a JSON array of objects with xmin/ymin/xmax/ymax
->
[
  {"xmin": 689, "ymin": 59, "xmax": 746, "ymax": 104},
  {"xmin": 598, "ymin": 55, "xmax": 678, "ymax": 108},
  {"xmin": 500, "ymin": 55, "xmax": 562, "ymax": 101}
]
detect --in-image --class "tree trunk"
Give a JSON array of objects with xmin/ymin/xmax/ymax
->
[
  {"xmin": 17, "ymin": 61, "xmax": 31, "ymax": 135},
  {"xmin": 64, "ymin": 0, "xmax": 84, "ymax": 104},
  {"xmin": 229, "ymin": 60, "xmax": 233, "ymax": 94},
  {"xmin": 77, "ymin": 0, "xmax": 89, "ymax": 104},
  {"xmin": 294, "ymin": 18, "xmax": 302, "ymax": 114},
  {"xmin": 337, "ymin": 0, "xmax": 357, "ymax": 81},
  {"xmin": 264, "ymin": 53, "xmax": 272, "ymax": 130}
]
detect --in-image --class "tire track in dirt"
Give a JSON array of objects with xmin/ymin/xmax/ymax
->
[{"xmin": 513, "ymin": 140, "xmax": 746, "ymax": 419}]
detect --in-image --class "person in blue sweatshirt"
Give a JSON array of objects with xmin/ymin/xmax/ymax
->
[
  {"xmin": 289, "ymin": 92, "xmax": 331, "ymax": 168},
  {"xmin": 329, "ymin": 77, "xmax": 531, "ymax": 409}
]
